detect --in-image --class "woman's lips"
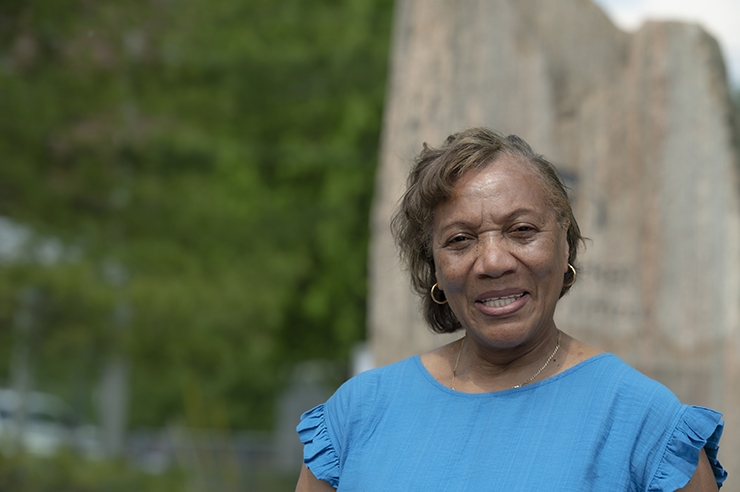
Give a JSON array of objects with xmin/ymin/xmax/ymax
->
[
  {"xmin": 480, "ymin": 293, "xmax": 525, "ymax": 308},
  {"xmin": 475, "ymin": 292, "xmax": 528, "ymax": 315}
]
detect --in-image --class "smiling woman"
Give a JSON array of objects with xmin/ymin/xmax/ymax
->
[
  {"xmin": 294, "ymin": 128, "xmax": 728, "ymax": 491},
  {"xmin": 430, "ymin": 159, "xmax": 570, "ymax": 358}
]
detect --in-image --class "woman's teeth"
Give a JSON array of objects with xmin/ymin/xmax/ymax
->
[{"xmin": 482, "ymin": 293, "xmax": 524, "ymax": 308}]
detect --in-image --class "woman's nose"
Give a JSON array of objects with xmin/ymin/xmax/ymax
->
[{"xmin": 473, "ymin": 236, "xmax": 517, "ymax": 278}]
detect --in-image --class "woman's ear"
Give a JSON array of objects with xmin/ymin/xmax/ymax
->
[
  {"xmin": 431, "ymin": 257, "xmax": 440, "ymax": 284},
  {"xmin": 434, "ymin": 264, "xmax": 446, "ymax": 289},
  {"xmin": 561, "ymin": 222, "xmax": 571, "ymax": 269}
]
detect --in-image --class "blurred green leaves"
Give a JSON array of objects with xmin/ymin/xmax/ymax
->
[
  {"xmin": 0, "ymin": 451, "xmax": 186, "ymax": 492},
  {"xmin": 0, "ymin": 0, "xmax": 393, "ymax": 429}
]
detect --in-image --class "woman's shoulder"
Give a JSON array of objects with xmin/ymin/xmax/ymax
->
[
  {"xmin": 557, "ymin": 336, "xmax": 676, "ymax": 398},
  {"xmin": 342, "ymin": 355, "xmax": 420, "ymax": 386},
  {"xmin": 563, "ymin": 349, "xmax": 678, "ymax": 399},
  {"xmin": 561, "ymin": 348, "xmax": 685, "ymax": 415},
  {"xmin": 318, "ymin": 357, "xmax": 426, "ymax": 451},
  {"xmin": 329, "ymin": 356, "xmax": 422, "ymax": 408},
  {"xmin": 560, "ymin": 335, "xmax": 604, "ymax": 369}
]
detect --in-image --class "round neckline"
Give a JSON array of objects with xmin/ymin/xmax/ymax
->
[{"xmin": 413, "ymin": 352, "xmax": 615, "ymax": 397}]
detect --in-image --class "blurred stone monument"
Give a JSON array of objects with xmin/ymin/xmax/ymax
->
[{"xmin": 368, "ymin": 0, "xmax": 740, "ymax": 483}]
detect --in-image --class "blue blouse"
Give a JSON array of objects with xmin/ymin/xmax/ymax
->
[{"xmin": 297, "ymin": 353, "xmax": 727, "ymax": 491}]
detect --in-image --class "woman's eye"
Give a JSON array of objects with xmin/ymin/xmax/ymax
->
[
  {"xmin": 447, "ymin": 235, "xmax": 470, "ymax": 246},
  {"xmin": 510, "ymin": 225, "xmax": 537, "ymax": 236}
]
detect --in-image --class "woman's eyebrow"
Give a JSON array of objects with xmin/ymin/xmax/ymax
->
[
  {"xmin": 435, "ymin": 219, "xmax": 477, "ymax": 234},
  {"xmin": 436, "ymin": 207, "xmax": 541, "ymax": 232},
  {"xmin": 499, "ymin": 207, "xmax": 539, "ymax": 221}
]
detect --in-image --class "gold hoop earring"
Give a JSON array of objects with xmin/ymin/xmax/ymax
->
[
  {"xmin": 430, "ymin": 283, "xmax": 448, "ymax": 305},
  {"xmin": 563, "ymin": 263, "xmax": 577, "ymax": 287}
]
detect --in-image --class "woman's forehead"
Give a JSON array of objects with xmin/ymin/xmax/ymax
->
[
  {"xmin": 431, "ymin": 158, "xmax": 557, "ymax": 231},
  {"xmin": 450, "ymin": 157, "xmax": 551, "ymax": 206}
]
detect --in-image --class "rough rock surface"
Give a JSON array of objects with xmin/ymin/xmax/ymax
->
[{"xmin": 368, "ymin": 0, "xmax": 740, "ymax": 482}]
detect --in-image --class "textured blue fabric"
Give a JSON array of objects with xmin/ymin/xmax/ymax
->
[
  {"xmin": 296, "ymin": 404, "xmax": 341, "ymax": 488},
  {"xmin": 297, "ymin": 353, "xmax": 727, "ymax": 491}
]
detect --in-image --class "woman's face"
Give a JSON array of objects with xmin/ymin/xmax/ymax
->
[{"xmin": 431, "ymin": 156, "xmax": 569, "ymax": 349}]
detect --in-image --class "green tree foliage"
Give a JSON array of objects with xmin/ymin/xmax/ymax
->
[
  {"xmin": 0, "ymin": 0, "xmax": 394, "ymax": 430},
  {"xmin": 0, "ymin": 451, "xmax": 186, "ymax": 492}
]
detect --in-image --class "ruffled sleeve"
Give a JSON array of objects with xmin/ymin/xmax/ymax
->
[
  {"xmin": 649, "ymin": 405, "xmax": 728, "ymax": 491},
  {"xmin": 296, "ymin": 404, "xmax": 340, "ymax": 488}
]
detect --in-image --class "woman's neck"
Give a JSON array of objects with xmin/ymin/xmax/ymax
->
[{"xmin": 452, "ymin": 327, "xmax": 564, "ymax": 392}]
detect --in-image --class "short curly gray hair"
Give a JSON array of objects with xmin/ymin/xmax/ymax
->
[{"xmin": 390, "ymin": 127, "xmax": 584, "ymax": 334}]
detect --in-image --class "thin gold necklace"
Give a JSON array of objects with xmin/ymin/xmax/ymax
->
[{"xmin": 451, "ymin": 330, "xmax": 561, "ymax": 391}]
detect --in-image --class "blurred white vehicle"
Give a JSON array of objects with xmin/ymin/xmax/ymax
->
[{"xmin": 0, "ymin": 389, "xmax": 101, "ymax": 457}]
